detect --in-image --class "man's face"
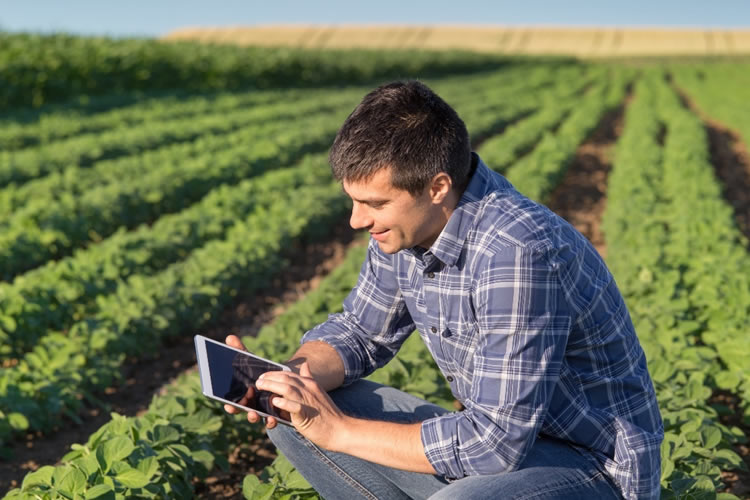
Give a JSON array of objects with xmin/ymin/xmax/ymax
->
[{"xmin": 342, "ymin": 167, "xmax": 443, "ymax": 254}]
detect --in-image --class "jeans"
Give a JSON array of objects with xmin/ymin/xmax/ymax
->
[{"xmin": 267, "ymin": 380, "xmax": 623, "ymax": 500}]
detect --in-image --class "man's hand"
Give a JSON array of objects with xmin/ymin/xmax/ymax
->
[
  {"xmin": 256, "ymin": 361, "xmax": 349, "ymax": 451},
  {"xmin": 222, "ymin": 334, "xmax": 289, "ymax": 429}
]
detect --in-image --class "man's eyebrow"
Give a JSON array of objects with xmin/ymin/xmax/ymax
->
[{"xmin": 340, "ymin": 185, "xmax": 389, "ymax": 204}]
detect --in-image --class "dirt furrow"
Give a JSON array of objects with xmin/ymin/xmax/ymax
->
[{"xmin": 545, "ymin": 98, "xmax": 628, "ymax": 258}]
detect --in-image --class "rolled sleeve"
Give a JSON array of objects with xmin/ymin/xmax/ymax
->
[
  {"xmin": 421, "ymin": 245, "xmax": 571, "ymax": 478},
  {"xmin": 301, "ymin": 238, "xmax": 415, "ymax": 386}
]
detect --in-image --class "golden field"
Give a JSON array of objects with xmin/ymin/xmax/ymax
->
[{"xmin": 163, "ymin": 25, "xmax": 750, "ymax": 57}]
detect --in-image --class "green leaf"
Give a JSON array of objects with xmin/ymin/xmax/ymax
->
[
  {"xmin": 243, "ymin": 474, "xmax": 262, "ymax": 499},
  {"xmin": 8, "ymin": 412, "xmax": 29, "ymax": 430},
  {"xmin": 693, "ymin": 475, "xmax": 716, "ymax": 493},
  {"xmin": 661, "ymin": 458, "xmax": 674, "ymax": 481},
  {"xmin": 716, "ymin": 493, "xmax": 741, "ymax": 500},
  {"xmin": 191, "ymin": 449, "xmax": 215, "ymax": 470},
  {"xmin": 53, "ymin": 465, "xmax": 86, "ymax": 497},
  {"xmin": 85, "ymin": 483, "xmax": 115, "ymax": 500},
  {"xmin": 151, "ymin": 425, "xmax": 180, "ymax": 446},
  {"xmin": 21, "ymin": 465, "xmax": 55, "ymax": 490},
  {"xmin": 700, "ymin": 427, "xmax": 722, "ymax": 449},
  {"xmin": 79, "ymin": 453, "xmax": 101, "ymax": 476},
  {"xmin": 714, "ymin": 371, "xmax": 740, "ymax": 390},
  {"xmin": 714, "ymin": 448, "xmax": 745, "ymax": 469},
  {"xmin": 671, "ymin": 477, "xmax": 697, "ymax": 495},
  {"xmin": 172, "ymin": 409, "xmax": 222, "ymax": 434},
  {"xmin": 283, "ymin": 469, "xmax": 311, "ymax": 490},
  {"xmin": 101, "ymin": 436, "xmax": 135, "ymax": 464},
  {"xmin": 135, "ymin": 456, "xmax": 159, "ymax": 480},
  {"xmin": 115, "ymin": 466, "xmax": 149, "ymax": 489}
]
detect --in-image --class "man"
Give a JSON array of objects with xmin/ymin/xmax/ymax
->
[{"xmin": 225, "ymin": 80, "xmax": 663, "ymax": 499}]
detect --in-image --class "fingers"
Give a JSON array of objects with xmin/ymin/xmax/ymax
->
[
  {"xmin": 272, "ymin": 396, "xmax": 303, "ymax": 414},
  {"xmin": 225, "ymin": 334, "xmax": 247, "ymax": 351},
  {"xmin": 264, "ymin": 416, "xmax": 277, "ymax": 429},
  {"xmin": 300, "ymin": 361, "xmax": 313, "ymax": 378},
  {"xmin": 256, "ymin": 376, "xmax": 303, "ymax": 401}
]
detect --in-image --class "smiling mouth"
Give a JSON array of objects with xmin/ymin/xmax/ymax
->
[{"xmin": 370, "ymin": 229, "xmax": 390, "ymax": 241}]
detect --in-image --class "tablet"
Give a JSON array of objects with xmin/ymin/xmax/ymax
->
[{"xmin": 194, "ymin": 334, "xmax": 293, "ymax": 426}]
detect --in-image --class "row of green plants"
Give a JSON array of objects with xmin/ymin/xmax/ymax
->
[
  {"xmin": 0, "ymin": 64, "xmax": 575, "ymax": 284},
  {"xmin": 0, "ymin": 63, "xmax": 558, "ymax": 220},
  {"xmin": 0, "ymin": 87, "xmax": 309, "ymax": 151},
  {"xmin": 0, "ymin": 63, "xmax": 604, "ymax": 445},
  {"xmin": 0, "ymin": 158, "xmax": 333, "ymax": 358},
  {"xmin": 1, "ymin": 240, "xmax": 373, "ymax": 499},
  {"xmin": 671, "ymin": 62, "xmax": 750, "ymax": 150},
  {"xmin": 495, "ymin": 68, "xmax": 632, "ymax": 202},
  {"xmin": 654, "ymin": 74, "xmax": 750, "ymax": 423},
  {"xmin": 0, "ymin": 62, "xmax": 606, "ymax": 496},
  {"xmin": 0, "ymin": 157, "xmax": 352, "ymax": 451},
  {"xmin": 0, "ymin": 59, "xmax": 566, "ymax": 152},
  {"xmin": 2, "ymin": 234, "xmax": 455, "ymax": 499},
  {"xmin": 0, "ymin": 31, "xmax": 519, "ymax": 109},
  {"xmin": 601, "ymin": 71, "xmax": 748, "ymax": 499},
  {"xmin": 0, "ymin": 89, "xmax": 360, "ymax": 188},
  {"xmin": 0, "ymin": 64, "xmax": 600, "ymax": 366},
  {"xmin": 0, "ymin": 94, "xmax": 361, "ymax": 220},
  {"xmin": 0, "ymin": 105, "xmax": 354, "ymax": 282}
]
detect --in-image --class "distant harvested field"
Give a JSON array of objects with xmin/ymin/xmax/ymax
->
[{"xmin": 164, "ymin": 25, "xmax": 750, "ymax": 57}]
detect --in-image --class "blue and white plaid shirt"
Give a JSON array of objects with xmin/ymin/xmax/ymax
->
[{"xmin": 303, "ymin": 154, "xmax": 663, "ymax": 500}]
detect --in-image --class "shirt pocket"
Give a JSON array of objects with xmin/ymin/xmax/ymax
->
[{"xmin": 440, "ymin": 322, "xmax": 479, "ymax": 373}]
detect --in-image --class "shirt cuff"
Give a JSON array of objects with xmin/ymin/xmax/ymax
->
[{"xmin": 420, "ymin": 413, "xmax": 465, "ymax": 479}]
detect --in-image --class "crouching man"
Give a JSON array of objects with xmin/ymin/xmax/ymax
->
[{"xmin": 225, "ymin": 80, "xmax": 663, "ymax": 500}]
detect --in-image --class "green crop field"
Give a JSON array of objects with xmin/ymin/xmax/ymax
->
[{"xmin": 0, "ymin": 32, "xmax": 749, "ymax": 499}]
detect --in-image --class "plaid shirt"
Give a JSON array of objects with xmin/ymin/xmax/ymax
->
[{"xmin": 303, "ymin": 154, "xmax": 663, "ymax": 500}]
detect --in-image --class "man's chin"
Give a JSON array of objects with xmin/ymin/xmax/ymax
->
[{"xmin": 375, "ymin": 239, "xmax": 401, "ymax": 254}]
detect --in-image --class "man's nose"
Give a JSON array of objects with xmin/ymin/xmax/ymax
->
[{"xmin": 349, "ymin": 202, "xmax": 372, "ymax": 230}]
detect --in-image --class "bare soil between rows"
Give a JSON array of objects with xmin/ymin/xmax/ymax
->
[
  {"xmin": 545, "ymin": 97, "xmax": 628, "ymax": 257},
  {"xmin": 0, "ymin": 220, "xmax": 362, "ymax": 497}
]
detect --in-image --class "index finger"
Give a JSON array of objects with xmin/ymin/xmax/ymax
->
[{"xmin": 225, "ymin": 334, "xmax": 247, "ymax": 351}]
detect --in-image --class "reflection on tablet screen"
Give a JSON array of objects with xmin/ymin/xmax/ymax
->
[{"xmin": 204, "ymin": 341, "xmax": 284, "ymax": 418}]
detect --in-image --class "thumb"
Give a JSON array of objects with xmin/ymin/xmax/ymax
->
[{"xmin": 300, "ymin": 361, "xmax": 313, "ymax": 378}]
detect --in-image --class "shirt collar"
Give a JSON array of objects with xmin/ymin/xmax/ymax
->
[{"xmin": 407, "ymin": 153, "xmax": 507, "ymax": 268}]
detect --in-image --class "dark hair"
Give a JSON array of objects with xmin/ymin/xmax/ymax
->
[{"xmin": 329, "ymin": 80, "xmax": 472, "ymax": 196}]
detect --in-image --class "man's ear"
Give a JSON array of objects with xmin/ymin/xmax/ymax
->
[{"xmin": 429, "ymin": 172, "xmax": 453, "ymax": 204}]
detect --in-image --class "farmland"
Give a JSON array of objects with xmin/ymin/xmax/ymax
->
[{"xmin": 0, "ymin": 32, "xmax": 749, "ymax": 499}]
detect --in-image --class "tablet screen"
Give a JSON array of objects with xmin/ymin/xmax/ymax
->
[{"xmin": 203, "ymin": 340, "xmax": 286, "ymax": 418}]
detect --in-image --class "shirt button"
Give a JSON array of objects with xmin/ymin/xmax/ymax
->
[
  {"xmin": 442, "ymin": 331, "xmax": 452, "ymax": 338},
  {"xmin": 427, "ymin": 272, "xmax": 435, "ymax": 278},
  {"xmin": 446, "ymin": 376, "xmax": 454, "ymax": 382},
  {"xmin": 431, "ymin": 326, "xmax": 437, "ymax": 333}
]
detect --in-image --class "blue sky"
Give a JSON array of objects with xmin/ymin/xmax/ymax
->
[{"xmin": 1, "ymin": 0, "xmax": 748, "ymax": 38}]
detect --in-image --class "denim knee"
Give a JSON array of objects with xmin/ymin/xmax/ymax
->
[{"xmin": 266, "ymin": 423, "xmax": 303, "ymax": 453}]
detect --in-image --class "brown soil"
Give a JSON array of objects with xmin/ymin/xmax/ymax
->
[
  {"xmin": 193, "ymin": 436, "xmax": 278, "ymax": 499},
  {"xmin": 544, "ymin": 98, "xmax": 629, "ymax": 257},
  {"xmin": 0, "ymin": 220, "xmax": 362, "ymax": 496},
  {"xmin": 711, "ymin": 391, "xmax": 750, "ymax": 499}
]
